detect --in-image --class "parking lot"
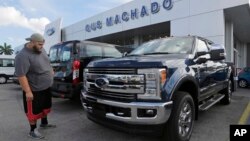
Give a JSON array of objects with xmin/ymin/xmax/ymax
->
[{"xmin": 0, "ymin": 82, "xmax": 249, "ymax": 141}]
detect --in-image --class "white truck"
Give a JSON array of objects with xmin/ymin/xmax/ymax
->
[{"xmin": 0, "ymin": 55, "xmax": 15, "ymax": 84}]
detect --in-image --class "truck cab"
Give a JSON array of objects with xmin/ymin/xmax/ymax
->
[
  {"xmin": 81, "ymin": 36, "xmax": 233, "ymax": 141},
  {"xmin": 49, "ymin": 40, "xmax": 122, "ymax": 100}
]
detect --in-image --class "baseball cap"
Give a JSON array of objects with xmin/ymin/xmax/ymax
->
[{"xmin": 26, "ymin": 33, "xmax": 45, "ymax": 42}]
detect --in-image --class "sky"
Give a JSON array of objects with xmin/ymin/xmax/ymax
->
[{"xmin": 0, "ymin": 0, "xmax": 133, "ymax": 49}]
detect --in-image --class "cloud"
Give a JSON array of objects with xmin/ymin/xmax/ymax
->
[
  {"xmin": 19, "ymin": 0, "xmax": 58, "ymax": 16},
  {"xmin": 0, "ymin": 6, "xmax": 50, "ymax": 33}
]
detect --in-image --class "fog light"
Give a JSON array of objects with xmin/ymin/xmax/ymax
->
[
  {"xmin": 138, "ymin": 109, "xmax": 157, "ymax": 117},
  {"xmin": 146, "ymin": 109, "xmax": 154, "ymax": 115}
]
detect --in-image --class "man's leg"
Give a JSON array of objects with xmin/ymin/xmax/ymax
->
[
  {"xmin": 40, "ymin": 116, "xmax": 56, "ymax": 128},
  {"xmin": 30, "ymin": 121, "xmax": 37, "ymax": 132},
  {"xmin": 28, "ymin": 120, "xmax": 44, "ymax": 139},
  {"xmin": 23, "ymin": 91, "xmax": 44, "ymax": 139},
  {"xmin": 40, "ymin": 89, "xmax": 56, "ymax": 129},
  {"xmin": 41, "ymin": 116, "xmax": 48, "ymax": 125}
]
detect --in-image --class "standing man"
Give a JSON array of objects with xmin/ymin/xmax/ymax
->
[{"xmin": 15, "ymin": 33, "xmax": 56, "ymax": 139}]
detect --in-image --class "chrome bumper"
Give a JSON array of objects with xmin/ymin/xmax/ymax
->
[{"xmin": 81, "ymin": 91, "xmax": 173, "ymax": 125}]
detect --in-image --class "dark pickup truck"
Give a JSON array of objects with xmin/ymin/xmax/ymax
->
[
  {"xmin": 49, "ymin": 40, "xmax": 125, "ymax": 100},
  {"xmin": 81, "ymin": 36, "xmax": 234, "ymax": 141}
]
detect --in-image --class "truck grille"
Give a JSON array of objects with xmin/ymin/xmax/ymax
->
[
  {"xmin": 87, "ymin": 86, "xmax": 136, "ymax": 102},
  {"xmin": 88, "ymin": 68, "xmax": 136, "ymax": 74},
  {"xmin": 85, "ymin": 72, "xmax": 145, "ymax": 102}
]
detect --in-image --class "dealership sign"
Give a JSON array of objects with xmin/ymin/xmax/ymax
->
[
  {"xmin": 85, "ymin": 0, "xmax": 173, "ymax": 32},
  {"xmin": 46, "ymin": 27, "xmax": 55, "ymax": 36}
]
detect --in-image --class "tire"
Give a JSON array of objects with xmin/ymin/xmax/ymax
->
[
  {"xmin": 220, "ymin": 79, "xmax": 232, "ymax": 105},
  {"xmin": 238, "ymin": 79, "xmax": 248, "ymax": 88},
  {"xmin": 163, "ymin": 91, "xmax": 195, "ymax": 141},
  {"xmin": 0, "ymin": 76, "xmax": 7, "ymax": 84}
]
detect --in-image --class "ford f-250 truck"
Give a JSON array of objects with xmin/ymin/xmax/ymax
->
[{"xmin": 81, "ymin": 36, "xmax": 233, "ymax": 141}]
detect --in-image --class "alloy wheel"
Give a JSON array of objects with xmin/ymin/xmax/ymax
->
[
  {"xmin": 239, "ymin": 80, "xmax": 247, "ymax": 88},
  {"xmin": 178, "ymin": 101, "xmax": 192, "ymax": 137},
  {"xmin": 0, "ymin": 76, "xmax": 7, "ymax": 84}
]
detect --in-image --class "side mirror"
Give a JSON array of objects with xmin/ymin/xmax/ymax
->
[
  {"xmin": 196, "ymin": 51, "xmax": 207, "ymax": 57},
  {"xmin": 194, "ymin": 54, "xmax": 210, "ymax": 64},
  {"xmin": 210, "ymin": 44, "xmax": 226, "ymax": 60}
]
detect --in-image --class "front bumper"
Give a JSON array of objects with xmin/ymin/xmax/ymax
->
[
  {"xmin": 12, "ymin": 77, "xmax": 19, "ymax": 85},
  {"xmin": 81, "ymin": 90, "xmax": 173, "ymax": 125},
  {"xmin": 50, "ymin": 81, "xmax": 74, "ymax": 98}
]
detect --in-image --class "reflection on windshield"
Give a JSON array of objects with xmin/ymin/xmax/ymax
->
[
  {"xmin": 85, "ymin": 45, "xmax": 102, "ymax": 56},
  {"xmin": 83, "ymin": 44, "xmax": 122, "ymax": 58},
  {"xmin": 129, "ymin": 37, "xmax": 194, "ymax": 56},
  {"xmin": 104, "ymin": 47, "xmax": 122, "ymax": 57},
  {"xmin": 60, "ymin": 45, "xmax": 71, "ymax": 61},
  {"xmin": 49, "ymin": 43, "xmax": 72, "ymax": 62},
  {"xmin": 49, "ymin": 47, "xmax": 57, "ymax": 62}
]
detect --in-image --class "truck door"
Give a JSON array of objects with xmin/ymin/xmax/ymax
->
[
  {"xmin": 194, "ymin": 39, "xmax": 216, "ymax": 100},
  {"xmin": 207, "ymin": 43, "xmax": 228, "ymax": 93}
]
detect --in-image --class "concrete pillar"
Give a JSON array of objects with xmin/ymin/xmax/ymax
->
[
  {"xmin": 134, "ymin": 35, "xmax": 140, "ymax": 48},
  {"xmin": 237, "ymin": 42, "xmax": 247, "ymax": 68},
  {"xmin": 248, "ymin": 44, "xmax": 250, "ymax": 66},
  {"xmin": 225, "ymin": 21, "xmax": 234, "ymax": 62},
  {"xmin": 243, "ymin": 43, "xmax": 247, "ymax": 67}
]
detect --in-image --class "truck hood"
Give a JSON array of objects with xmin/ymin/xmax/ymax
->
[{"xmin": 87, "ymin": 54, "xmax": 189, "ymax": 68}]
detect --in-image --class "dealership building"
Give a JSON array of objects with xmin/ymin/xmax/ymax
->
[{"xmin": 44, "ymin": 0, "xmax": 250, "ymax": 68}]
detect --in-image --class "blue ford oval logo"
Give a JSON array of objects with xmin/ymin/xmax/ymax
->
[
  {"xmin": 95, "ymin": 77, "xmax": 109, "ymax": 89},
  {"xmin": 46, "ymin": 27, "xmax": 55, "ymax": 36}
]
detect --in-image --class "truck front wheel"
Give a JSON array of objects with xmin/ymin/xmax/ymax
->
[
  {"xmin": 163, "ymin": 92, "xmax": 195, "ymax": 141},
  {"xmin": 220, "ymin": 79, "xmax": 232, "ymax": 105},
  {"xmin": 0, "ymin": 76, "xmax": 7, "ymax": 84}
]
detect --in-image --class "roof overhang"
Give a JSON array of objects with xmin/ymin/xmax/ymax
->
[{"xmin": 224, "ymin": 4, "xmax": 250, "ymax": 43}]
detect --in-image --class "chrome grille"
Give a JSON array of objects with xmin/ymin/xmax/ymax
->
[
  {"xmin": 85, "ymin": 73, "xmax": 145, "ymax": 102},
  {"xmin": 88, "ymin": 68, "xmax": 136, "ymax": 74},
  {"xmin": 87, "ymin": 86, "xmax": 136, "ymax": 101}
]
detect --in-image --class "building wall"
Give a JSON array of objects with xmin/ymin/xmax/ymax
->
[
  {"xmin": 171, "ymin": 10, "xmax": 225, "ymax": 45},
  {"xmin": 62, "ymin": 0, "xmax": 249, "ymax": 43}
]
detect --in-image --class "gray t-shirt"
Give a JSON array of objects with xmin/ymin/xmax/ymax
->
[{"xmin": 15, "ymin": 45, "xmax": 53, "ymax": 91}]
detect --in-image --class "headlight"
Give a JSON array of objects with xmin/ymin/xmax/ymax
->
[{"xmin": 137, "ymin": 68, "xmax": 167, "ymax": 100}]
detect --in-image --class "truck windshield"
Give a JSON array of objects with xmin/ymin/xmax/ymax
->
[
  {"xmin": 80, "ymin": 44, "xmax": 122, "ymax": 58},
  {"xmin": 129, "ymin": 37, "xmax": 194, "ymax": 56},
  {"xmin": 49, "ymin": 43, "xmax": 72, "ymax": 62},
  {"xmin": 103, "ymin": 46, "xmax": 122, "ymax": 57}
]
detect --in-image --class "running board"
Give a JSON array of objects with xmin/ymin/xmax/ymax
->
[{"xmin": 199, "ymin": 94, "xmax": 225, "ymax": 111}]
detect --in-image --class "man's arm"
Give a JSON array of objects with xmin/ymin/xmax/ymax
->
[{"xmin": 18, "ymin": 76, "xmax": 33, "ymax": 101}]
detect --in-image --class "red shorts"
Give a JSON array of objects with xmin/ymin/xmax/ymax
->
[{"xmin": 23, "ymin": 88, "xmax": 52, "ymax": 121}]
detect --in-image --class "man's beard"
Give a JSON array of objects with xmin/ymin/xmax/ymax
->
[{"xmin": 32, "ymin": 45, "xmax": 42, "ymax": 54}]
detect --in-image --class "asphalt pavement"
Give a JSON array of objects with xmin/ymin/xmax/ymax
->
[{"xmin": 0, "ymin": 82, "xmax": 249, "ymax": 141}]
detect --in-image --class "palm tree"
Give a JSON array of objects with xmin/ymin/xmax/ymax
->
[{"xmin": 0, "ymin": 43, "xmax": 14, "ymax": 55}]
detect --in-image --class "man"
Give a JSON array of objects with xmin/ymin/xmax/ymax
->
[{"xmin": 15, "ymin": 33, "xmax": 56, "ymax": 139}]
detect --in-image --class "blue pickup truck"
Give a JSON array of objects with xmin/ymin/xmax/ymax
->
[{"xmin": 81, "ymin": 36, "xmax": 234, "ymax": 141}]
